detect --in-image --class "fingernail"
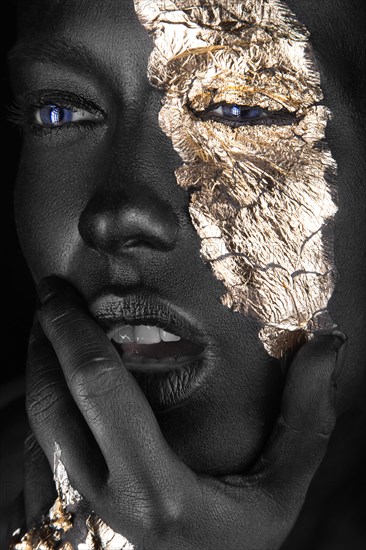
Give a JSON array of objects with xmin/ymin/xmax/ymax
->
[
  {"xmin": 331, "ymin": 330, "xmax": 347, "ymax": 344},
  {"xmin": 37, "ymin": 276, "xmax": 62, "ymax": 305},
  {"xmin": 332, "ymin": 330, "xmax": 348, "ymax": 381}
]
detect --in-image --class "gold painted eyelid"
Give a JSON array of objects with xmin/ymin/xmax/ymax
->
[
  {"xmin": 214, "ymin": 85, "xmax": 301, "ymax": 111},
  {"xmin": 188, "ymin": 87, "xmax": 300, "ymax": 114},
  {"xmin": 169, "ymin": 42, "xmax": 253, "ymax": 62}
]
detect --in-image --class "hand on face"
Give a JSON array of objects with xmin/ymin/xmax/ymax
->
[{"xmin": 24, "ymin": 276, "xmax": 346, "ymax": 550}]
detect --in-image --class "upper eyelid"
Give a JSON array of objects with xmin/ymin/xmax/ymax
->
[{"xmin": 15, "ymin": 89, "xmax": 106, "ymax": 116}]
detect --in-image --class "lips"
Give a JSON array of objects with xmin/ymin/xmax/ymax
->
[{"xmin": 89, "ymin": 292, "xmax": 208, "ymax": 411}]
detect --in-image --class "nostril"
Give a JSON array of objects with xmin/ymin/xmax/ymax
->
[
  {"xmin": 78, "ymin": 192, "xmax": 179, "ymax": 256},
  {"xmin": 123, "ymin": 238, "xmax": 147, "ymax": 248}
]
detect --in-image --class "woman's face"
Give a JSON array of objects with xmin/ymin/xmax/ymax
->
[{"xmin": 11, "ymin": 0, "xmax": 366, "ymax": 474}]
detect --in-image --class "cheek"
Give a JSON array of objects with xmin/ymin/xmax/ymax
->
[
  {"xmin": 135, "ymin": 0, "xmax": 339, "ymax": 359},
  {"xmin": 160, "ymin": 100, "xmax": 338, "ymax": 357},
  {"xmin": 13, "ymin": 136, "xmax": 102, "ymax": 282}
]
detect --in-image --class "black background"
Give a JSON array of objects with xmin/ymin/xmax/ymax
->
[
  {"xmin": 0, "ymin": 6, "xmax": 34, "ymax": 540},
  {"xmin": 0, "ymin": 4, "xmax": 365, "ymax": 548},
  {"xmin": 1, "ymin": 2, "xmax": 35, "ymax": 388}
]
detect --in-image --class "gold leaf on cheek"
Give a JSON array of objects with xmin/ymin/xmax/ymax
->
[{"xmin": 135, "ymin": 0, "xmax": 338, "ymax": 358}]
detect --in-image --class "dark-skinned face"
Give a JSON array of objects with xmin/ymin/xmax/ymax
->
[{"xmin": 11, "ymin": 0, "xmax": 366, "ymax": 476}]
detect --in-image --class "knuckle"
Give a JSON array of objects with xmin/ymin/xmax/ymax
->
[
  {"xmin": 136, "ymin": 498, "xmax": 180, "ymax": 540},
  {"xmin": 106, "ymin": 479, "xmax": 182, "ymax": 541},
  {"xmin": 69, "ymin": 359, "xmax": 122, "ymax": 399},
  {"xmin": 26, "ymin": 379, "xmax": 62, "ymax": 427},
  {"xmin": 45, "ymin": 305, "xmax": 81, "ymax": 330}
]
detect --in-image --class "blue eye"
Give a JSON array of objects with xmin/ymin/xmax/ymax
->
[
  {"xmin": 192, "ymin": 102, "xmax": 297, "ymax": 127},
  {"xmin": 39, "ymin": 105, "xmax": 72, "ymax": 126},
  {"xmin": 224, "ymin": 105, "xmax": 263, "ymax": 119},
  {"xmin": 206, "ymin": 104, "xmax": 266, "ymax": 124},
  {"xmin": 35, "ymin": 104, "xmax": 99, "ymax": 128}
]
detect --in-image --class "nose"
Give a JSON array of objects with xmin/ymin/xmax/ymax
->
[
  {"xmin": 78, "ymin": 187, "xmax": 179, "ymax": 256},
  {"xmin": 78, "ymin": 79, "xmax": 183, "ymax": 258}
]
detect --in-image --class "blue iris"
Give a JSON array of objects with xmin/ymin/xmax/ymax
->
[
  {"xmin": 230, "ymin": 105, "xmax": 241, "ymax": 117},
  {"xmin": 227, "ymin": 105, "xmax": 262, "ymax": 119},
  {"xmin": 39, "ymin": 105, "xmax": 73, "ymax": 127}
]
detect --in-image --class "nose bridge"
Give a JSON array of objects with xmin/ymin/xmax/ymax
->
[
  {"xmin": 127, "ymin": 87, "xmax": 182, "ymax": 186},
  {"xmin": 78, "ymin": 113, "xmax": 180, "ymax": 256}
]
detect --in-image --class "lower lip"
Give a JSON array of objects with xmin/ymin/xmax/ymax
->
[
  {"xmin": 112, "ymin": 341, "xmax": 208, "ymax": 411},
  {"xmin": 123, "ymin": 353, "xmax": 203, "ymax": 372},
  {"xmin": 130, "ymin": 356, "xmax": 207, "ymax": 412}
]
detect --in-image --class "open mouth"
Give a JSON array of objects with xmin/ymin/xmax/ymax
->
[
  {"xmin": 108, "ymin": 324, "xmax": 204, "ymax": 372},
  {"xmin": 90, "ymin": 293, "xmax": 209, "ymax": 411}
]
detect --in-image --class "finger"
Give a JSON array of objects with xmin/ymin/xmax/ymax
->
[
  {"xmin": 254, "ymin": 333, "xmax": 347, "ymax": 511},
  {"xmin": 36, "ymin": 277, "xmax": 175, "ymax": 471},
  {"xmin": 26, "ymin": 319, "xmax": 106, "ymax": 498},
  {"xmin": 36, "ymin": 277, "xmax": 191, "ymax": 537},
  {"xmin": 177, "ymin": 333, "xmax": 348, "ymax": 550}
]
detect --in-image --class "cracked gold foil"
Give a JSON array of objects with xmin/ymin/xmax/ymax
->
[
  {"xmin": 135, "ymin": 0, "xmax": 338, "ymax": 357},
  {"xmin": 9, "ymin": 444, "xmax": 134, "ymax": 550},
  {"xmin": 8, "ymin": 1, "xmax": 338, "ymax": 544}
]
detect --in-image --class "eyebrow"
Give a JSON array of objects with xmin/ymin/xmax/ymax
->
[{"xmin": 8, "ymin": 36, "xmax": 99, "ymax": 74}]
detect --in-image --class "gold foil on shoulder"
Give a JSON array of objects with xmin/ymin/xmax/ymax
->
[
  {"xmin": 135, "ymin": 0, "xmax": 338, "ymax": 357},
  {"xmin": 9, "ymin": 444, "xmax": 134, "ymax": 550}
]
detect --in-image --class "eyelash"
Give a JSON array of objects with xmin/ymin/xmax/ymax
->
[
  {"xmin": 191, "ymin": 102, "xmax": 298, "ymax": 128},
  {"xmin": 8, "ymin": 90, "xmax": 105, "ymax": 133},
  {"xmin": 8, "ymin": 91, "xmax": 297, "ymax": 134}
]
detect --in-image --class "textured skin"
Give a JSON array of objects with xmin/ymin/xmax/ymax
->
[
  {"xmin": 135, "ymin": 0, "xmax": 338, "ymax": 358},
  {"xmin": 7, "ymin": 0, "xmax": 366, "ymax": 548},
  {"xmin": 19, "ymin": 278, "xmax": 343, "ymax": 549}
]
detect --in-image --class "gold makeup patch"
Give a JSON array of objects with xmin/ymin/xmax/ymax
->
[
  {"xmin": 9, "ymin": 444, "xmax": 134, "ymax": 549},
  {"xmin": 135, "ymin": 0, "xmax": 338, "ymax": 358}
]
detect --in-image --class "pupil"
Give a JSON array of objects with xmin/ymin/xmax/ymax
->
[
  {"xmin": 230, "ymin": 105, "xmax": 241, "ymax": 117},
  {"xmin": 40, "ymin": 105, "xmax": 64, "ymax": 126},
  {"xmin": 224, "ymin": 105, "xmax": 263, "ymax": 120},
  {"xmin": 50, "ymin": 106, "xmax": 63, "ymax": 124}
]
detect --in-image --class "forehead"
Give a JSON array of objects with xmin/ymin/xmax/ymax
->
[
  {"xmin": 14, "ymin": 0, "xmax": 364, "ymax": 66},
  {"xmin": 135, "ymin": 0, "xmax": 322, "ymax": 117},
  {"xmin": 14, "ymin": 0, "xmax": 362, "ymax": 48},
  {"xmin": 12, "ymin": 0, "xmax": 153, "ymax": 99},
  {"xmin": 13, "ymin": 0, "xmax": 365, "ymax": 101}
]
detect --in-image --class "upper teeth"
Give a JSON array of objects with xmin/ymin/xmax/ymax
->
[{"xmin": 110, "ymin": 325, "xmax": 181, "ymax": 345}]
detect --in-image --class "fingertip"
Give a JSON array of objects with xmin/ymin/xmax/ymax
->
[
  {"xmin": 330, "ymin": 329, "xmax": 347, "ymax": 344},
  {"xmin": 279, "ymin": 331, "xmax": 348, "ymax": 434},
  {"xmin": 310, "ymin": 330, "xmax": 348, "ymax": 380},
  {"xmin": 299, "ymin": 331, "xmax": 347, "ymax": 367}
]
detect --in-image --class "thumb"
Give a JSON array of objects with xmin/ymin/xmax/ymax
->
[{"xmin": 257, "ymin": 332, "xmax": 347, "ymax": 511}]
